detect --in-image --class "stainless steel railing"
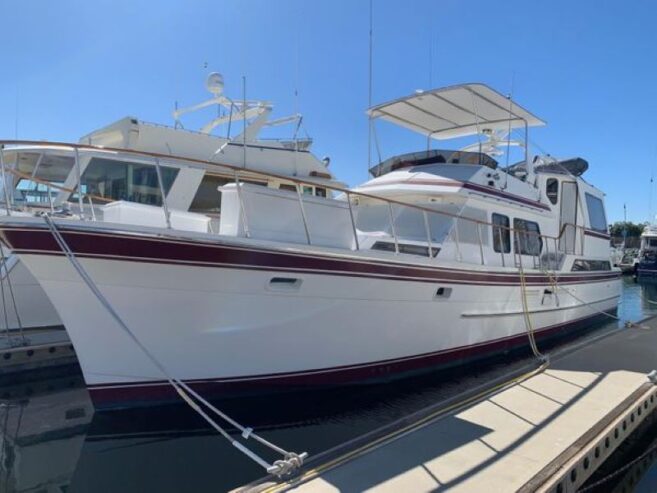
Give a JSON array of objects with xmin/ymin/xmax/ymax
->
[{"xmin": 0, "ymin": 140, "xmax": 592, "ymax": 269}]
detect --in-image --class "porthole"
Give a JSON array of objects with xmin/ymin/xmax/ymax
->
[
  {"xmin": 644, "ymin": 401, "xmax": 648, "ymax": 410},
  {"xmin": 623, "ymin": 420, "xmax": 627, "ymax": 430},
  {"xmin": 584, "ymin": 457, "xmax": 590, "ymax": 469},
  {"xmin": 570, "ymin": 469, "xmax": 577, "ymax": 483},
  {"xmin": 605, "ymin": 437, "xmax": 610, "ymax": 448},
  {"xmin": 2, "ymin": 353, "xmax": 10, "ymax": 360},
  {"xmin": 594, "ymin": 446, "xmax": 600, "ymax": 458},
  {"xmin": 631, "ymin": 413, "xmax": 635, "ymax": 423},
  {"xmin": 49, "ymin": 346, "xmax": 56, "ymax": 354},
  {"xmin": 556, "ymin": 483, "xmax": 563, "ymax": 493},
  {"xmin": 26, "ymin": 349, "xmax": 34, "ymax": 357},
  {"xmin": 614, "ymin": 428, "xmax": 619, "ymax": 439},
  {"xmin": 638, "ymin": 406, "xmax": 642, "ymax": 416}
]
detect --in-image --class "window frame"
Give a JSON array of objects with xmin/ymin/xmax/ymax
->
[
  {"xmin": 546, "ymin": 178, "xmax": 559, "ymax": 205},
  {"xmin": 584, "ymin": 192, "xmax": 608, "ymax": 233},
  {"xmin": 492, "ymin": 213, "xmax": 511, "ymax": 253},
  {"xmin": 513, "ymin": 218, "xmax": 543, "ymax": 256}
]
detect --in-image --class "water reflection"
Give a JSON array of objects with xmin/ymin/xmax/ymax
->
[
  {"xmin": 0, "ymin": 376, "xmax": 92, "ymax": 492},
  {"xmin": 1, "ymin": 276, "xmax": 655, "ymax": 492}
]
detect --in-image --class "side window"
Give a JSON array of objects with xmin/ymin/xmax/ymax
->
[
  {"xmin": 546, "ymin": 178, "xmax": 559, "ymax": 205},
  {"xmin": 585, "ymin": 193, "xmax": 608, "ymax": 233},
  {"xmin": 514, "ymin": 218, "xmax": 543, "ymax": 255},
  {"xmin": 189, "ymin": 174, "xmax": 231, "ymax": 213},
  {"xmin": 492, "ymin": 213, "xmax": 510, "ymax": 253},
  {"xmin": 80, "ymin": 157, "xmax": 178, "ymax": 206}
]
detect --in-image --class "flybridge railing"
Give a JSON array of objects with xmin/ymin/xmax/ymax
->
[{"xmin": 0, "ymin": 140, "xmax": 588, "ymax": 269}]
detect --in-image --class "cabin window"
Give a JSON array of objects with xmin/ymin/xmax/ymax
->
[
  {"xmin": 585, "ymin": 193, "xmax": 608, "ymax": 233},
  {"xmin": 278, "ymin": 183, "xmax": 327, "ymax": 197},
  {"xmin": 546, "ymin": 178, "xmax": 559, "ymax": 205},
  {"xmin": 492, "ymin": 213, "xmax": 511, "ymax": 253},
  {"xmin": 189, "ymin": 174, "xmax": 232, "ymax": 213},
  {"xmin": 79, "ymin": 158, "xmax": 179, "ymax": 206},
  {"xmin": 571, "ymin": 259, "xmax": 612, "ymax": 271},
  {"xmin": 514, "ymin": 218, "xmax": 542, "ymax": 255},
  {"xmin": 12, "ymin": 153, "xmax": 75, "ymax": 204}
]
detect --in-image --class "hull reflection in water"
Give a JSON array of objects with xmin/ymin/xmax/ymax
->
[{"xmin": 0, "ymin": 377, "xmax": 92, "ymax": 493}]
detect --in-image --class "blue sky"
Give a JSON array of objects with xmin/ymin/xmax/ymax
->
[{"xmin": 1, "ymin": 0, "xmax": 655, "ymax": 223}]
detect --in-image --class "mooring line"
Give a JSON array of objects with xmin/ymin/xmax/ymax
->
[{"xmin": 43, "ymin": 215, "xmax": 306, "ymax": 477}]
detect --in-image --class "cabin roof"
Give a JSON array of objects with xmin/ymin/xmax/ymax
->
[{"xmin": 367, "ymin": 83, "xmax": 545, "ymax": 140}]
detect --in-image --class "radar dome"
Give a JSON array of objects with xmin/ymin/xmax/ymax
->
[{"xmin": 206, "ymin": 72, "xmax": 224, "ymax": 96}]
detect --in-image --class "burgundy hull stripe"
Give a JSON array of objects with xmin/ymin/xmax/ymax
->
[
  {"xmin": 361, "ymin": 178, "xmax": 551, "ymax": 211},
  {"xmin": 0, "ymin": 226, "xmax": 620, "ymax": 286},
  {"xmin": 86, "ymin": 310, "xmax": 615, "ymax": 408}
]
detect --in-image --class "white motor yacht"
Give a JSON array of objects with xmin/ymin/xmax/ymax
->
[
  {"xmin": 0, "ymin": 73, "xmax": 338, "ymax": 336},
  {"xmin": 0, "ymin": 83, "xmax": 621, "ymax": 409}
]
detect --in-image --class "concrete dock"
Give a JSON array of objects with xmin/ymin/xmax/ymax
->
[{"xmin": 240, "ymin": 320, "xmax": 657, "ymax": 493}]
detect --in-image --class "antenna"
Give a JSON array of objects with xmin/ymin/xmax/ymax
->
[{"xmin": 367, "ymin": 0, "xmax": 373, "ymax": 177}]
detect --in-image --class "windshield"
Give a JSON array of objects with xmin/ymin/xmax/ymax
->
[{"xmin": 5, "ymin": 151, "xmax": 75, "ymax": 205}]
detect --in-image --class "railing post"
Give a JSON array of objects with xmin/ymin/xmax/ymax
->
[
  {"xmin": 476, "ymin": 222, "xmax": 484, "ymax": 265},
  {"xmin": 0, "ymin": 147, "xmax": 11, "ymax": 216},
  {"xmin": 497, "ymin": 227, "xmax": 505, "ymax": 267},
  {"xmin": 47, "ymin": 184, "xmax": 54, "ymax": 214},
  {"xmin": 423, "ymin": 211, "xmax": 433, "ymax": 258},
  {"xmin": 346, "ymin": 191, "xmax": 360, "ymax": 251},
  {"xmin": 154, "ymin": 157, "xmax": 172, "ymax": 229},
  {"xmin": 387, "ymin": 202, "xmax": 399, "ymax": 254},
  {"xmin": 233, "ymin": 171, "xmax": 250, "ymax": 238},
  {"xmin": 452, "ymin": 219, "xmax": 461, "ymax": 261},
  {"xmin": 74, "ymin": 148, "xmax": 85, "ymax": 220},
  {"xmin": 86, "ymin": 195, "xmax": 97, "ymax": 221},
  {"xmin": 295, "ymin": 184, "xmax": 312, "ymax": 245}
]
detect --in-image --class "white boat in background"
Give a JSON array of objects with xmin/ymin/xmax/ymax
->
[
  {"xmin": 0, "ymin": 83, "xmax": 621, "ymax": 409},
  {"xmin": 0, "ymin": 73, "xmax": 337, "ymax": 335}
]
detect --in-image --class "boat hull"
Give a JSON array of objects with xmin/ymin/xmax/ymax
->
[{"xmin": 1, "ymin": 224, "xmax": 621, "ymax": 410}]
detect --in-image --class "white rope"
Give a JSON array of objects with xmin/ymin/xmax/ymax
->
[{"xmin": 43, "ymin": 215, "xmax": 307, "ymax": 476}]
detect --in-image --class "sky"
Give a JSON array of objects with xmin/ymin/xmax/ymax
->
[{"xmin": 1, "ymin": 0, "xmax": 656, "ymax": 223}]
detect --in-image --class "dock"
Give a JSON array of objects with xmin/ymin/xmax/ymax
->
[
  {"xmin": 238, "ymin": 319, "xmax": 657, "ymax": 493},
  {"xmin": 0, "ymin": 329, "xmax": 77, "ymax": 379}
]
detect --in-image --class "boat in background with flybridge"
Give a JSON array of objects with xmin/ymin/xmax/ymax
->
[
  {"xmin": 0, "ymin": 81, "xmax": 621, "ymax": 409},
  {"xmin": 0, "ymin": 73, "xmax": 337, "ymax": 336}
]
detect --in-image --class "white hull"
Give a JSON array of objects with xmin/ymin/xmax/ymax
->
[
  {"xmin": 14, "ymin": 234, "xmax": 620, "ymax": 407},
  {"xmin": 0, "ymin": 253, "xmax": 63, "ymax": 331}
]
